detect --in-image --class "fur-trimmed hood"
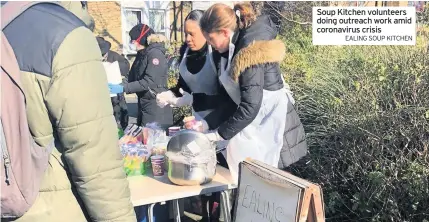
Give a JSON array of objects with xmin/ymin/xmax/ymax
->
[
  {"xmin": 147, "ymin": 34, "xmax": 167, "ymax": 45},
  {"xmin": 231, "ymin": 39, "xmax": 285, "ymax": 81}
]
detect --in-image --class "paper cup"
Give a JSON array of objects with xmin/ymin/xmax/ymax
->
[
  {"xmin": 168, "ymin": 126, "xmax": 181, "ymax": 137},
  {"xmin": 151, "ymin": 155, "xmax": 165, "ymax": 177}
]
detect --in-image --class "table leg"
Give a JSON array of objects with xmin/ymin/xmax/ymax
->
[
  {"xmin": 221, "ymin": 191, "xmax": 231, "ymax": 222},
  {"xmin": 147, "ymin": 203, "xmax": 156, "ymax": 222},
  {"xmin": 173, "ymin": 199, "xmax": 181, "ymax": 222}
]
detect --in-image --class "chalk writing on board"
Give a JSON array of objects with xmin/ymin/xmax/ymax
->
[
  {"xmin": 235, "ymin": 162, "xmax": 301, "ymax": 222},
  {"xmin": 240, "ymin": 184, "xmax": 285, "ymax": 222}
]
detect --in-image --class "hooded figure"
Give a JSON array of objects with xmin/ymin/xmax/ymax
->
[
  {"xmin": 96, "ymin": 36, "xmax": 130, "ymax": 130},
  {"xmin": 109, "ymin": 24, "xmax": 173, "ymax": 128}
]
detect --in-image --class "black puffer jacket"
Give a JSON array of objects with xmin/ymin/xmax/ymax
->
[
  {"xmin": 216, "ymin": 16, "xmax": 308, "ymax": 168},
  {"xmin": 217, "ymin": 15, "xmax": 285, "ymax": 140},
  {"xmin": 123, "ymin": 34, "xmax": 173, "ymax": 128}
]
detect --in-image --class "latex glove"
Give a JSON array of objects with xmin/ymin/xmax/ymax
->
[
  {"xmin": 205, "ymin": 131, "xmax": 223, "ymax": 142},
  {"xmin": 156, "ymin": 90, "xmax": 175, "ymax": 108},
  {"xmin": 108, "ymin": 83, "xmax": 124, "ymax": 94},
  {"xmin": 168, "ymin": 88, "xmax": 193, "ymax": 107}
]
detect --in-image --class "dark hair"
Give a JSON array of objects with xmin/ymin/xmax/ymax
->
[{"xmin": 185, "ymin": 9, "xmax": 204, "ymax": 23}]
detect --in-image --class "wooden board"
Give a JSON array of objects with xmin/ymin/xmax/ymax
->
[{"xmin": 233, "ymin": 159, "xmax": 325, "ymax": 222}]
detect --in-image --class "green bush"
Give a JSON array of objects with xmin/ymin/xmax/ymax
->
[
  {"xmin": 168, "ymin": 73, "xmax": 192, "ymax": 123},
  {"xmin": 166, "ymin": 41, "xmax": 192, "ymax": 123},
  {"xmin": 282, "ymin": 25, "xmax": 429, "ymax": 221}
]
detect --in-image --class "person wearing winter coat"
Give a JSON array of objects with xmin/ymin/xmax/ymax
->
[
  {"xmin": 156, "ymin": 9, "xmax": 237, "ymax": 134},
  {"xmin": 109, "ymin": 24, "xmax": 173, "ymax": 129},
  {"xmin": 155, "ymin": 9, "xmax": 237, "ymax": 221},
  {"xmin": 97, "ymin": 36, "xmax": 130, "ymax": 130},
  {"xmin": 191, "ymin": 2, "xmax": 308, "ymax": 183},
  {"xmin": 2, "ymin": 2, "xmax": 135, "ymax": 221}
]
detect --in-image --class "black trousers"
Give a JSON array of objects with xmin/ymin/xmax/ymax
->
[
  {"xmin": 201, "ymin": 153, "xmax": 235, "ymax": 221},
  {"xmin": 111, "ymin": 93, "xmax": 129, "ymax": 130}
]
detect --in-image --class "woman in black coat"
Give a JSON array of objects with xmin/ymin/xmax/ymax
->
[
  {"xmin": 197, "ymin": 2, "xmax": 308, "ymax": 182},
  {"xmin": 156, "ymin": 10, "xmax": 237, "ymax": 132},
  {"xmin": 155, "ymin": 10, "xmax": 237, "ymax": 221},
  {"xmin": 109, "ymin": 24, "xmax": 173, "ymax": 129}
]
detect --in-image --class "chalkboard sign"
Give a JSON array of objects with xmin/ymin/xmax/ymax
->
[{"xmin": 233, "ymin": 159, "xmax": 325, "ymax": 222}]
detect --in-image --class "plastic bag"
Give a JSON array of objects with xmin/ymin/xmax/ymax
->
[
  {"xmin": 119, "ymin": 124, "xmax": 143, "ymax": 145},
  {"xmin": 122, "ymin": 143, "xmax": 151, "ymax": 176},
  {"xmin": 145, "ymin": 122, "xmax": 167, "ymax": 149}
]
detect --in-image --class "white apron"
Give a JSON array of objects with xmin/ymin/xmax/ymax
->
[
  {"xmin": 218, "ymin": 45, "xmax": 289, "ymax": 184},
  {"xmin": 179, "ymin": 46, "xmax": 218, "ymax": 121}
]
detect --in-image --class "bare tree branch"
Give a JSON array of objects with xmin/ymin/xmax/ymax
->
[{"xmin": 265, "ymin": 1, "xmax": 312, "ymax": 25}]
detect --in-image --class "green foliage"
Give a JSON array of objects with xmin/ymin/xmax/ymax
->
[
  {"xmin": 166, "ymin": 41, "xmax": 192, "ymax": 123},
  {"xmin": 168, "ymin": 73, "xmax": 191, "ymax": 123},
  {"xmin": 417, "ymin": 3, "xmax": 429, "ymax": 25},
  {"xmin": 282, "ymin": 23, "xmax": 429, "ymax": 221}
]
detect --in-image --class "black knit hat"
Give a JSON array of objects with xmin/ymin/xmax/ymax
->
[
  {"xmin": 129, "ymin": 23, "xmax": 155, "ymax": 46},
  {"xmin": 96, "ymin": 36, "xmax": 111, "ymax": 56}
]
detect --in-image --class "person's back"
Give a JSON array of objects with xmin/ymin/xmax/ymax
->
[{"xmin": 2, "ymin": 2, "xmax": 136, "ymax": 221}]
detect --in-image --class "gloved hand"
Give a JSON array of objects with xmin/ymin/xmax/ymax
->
[
  {"xmin": 168, "ymin": 88, "xmax": 193, "ymax": 107},
  {"xmin": 108, "ymin": 83, "xmax": 124, "ymax": 94},
  {"xmin": 205, "ymin": 131, "xmax": 223, "ymax": 142},
  {"xmin": 156, "ymin": 90, "xmax": 176, "ymax": 108},
  {"xmin": 184, "ymin": 117, "xmax": 209, "ymax": 133}
]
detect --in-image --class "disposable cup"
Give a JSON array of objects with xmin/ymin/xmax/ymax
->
[
  {"xmin": 150, "ymin": 155, "xmax": 165, "ymax": 177},
  {"xmin": 168, "ymin": 126, "xmax": 181, "ymax": 136}
]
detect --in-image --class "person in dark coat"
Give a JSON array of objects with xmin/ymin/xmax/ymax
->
[
  {"xmin": 108, "ymin": 24, "xmax": 173, "ymax": 129},
  {"xmin": 193, "ymin": 3, "xmax": 309, "ymax": 220},
  {"xmin": 97, "ymin": 36, "xmax": 130, "ymax": 130},
  {"xmin": 156, "ymin": 10, "xmax": 237, "ymax": 132},
  {"xmin": 155, "ymin": 10, "xmax": 237, "ymax": 221},
  {"xmin": 196, "ymin": 2, "xmax": 308, "ymax": 182}
]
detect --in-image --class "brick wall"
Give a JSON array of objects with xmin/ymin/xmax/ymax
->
[
  {"xmin": 88, "ymin": 1, "xmax": 123, "ymax": 53},
  {"xmin": 88, "ymin": 1, "xmax": 186, "ymax": 54}
]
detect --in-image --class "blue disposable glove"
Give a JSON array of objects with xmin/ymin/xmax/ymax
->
[{"xmin": 108, "ymin": 83, "xmax": 124, "ymax": 94}]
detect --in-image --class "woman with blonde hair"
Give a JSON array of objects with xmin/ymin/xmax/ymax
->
[{"xmin": 186, "ymin": 2, "xmax": 308, "ymax": 185}]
